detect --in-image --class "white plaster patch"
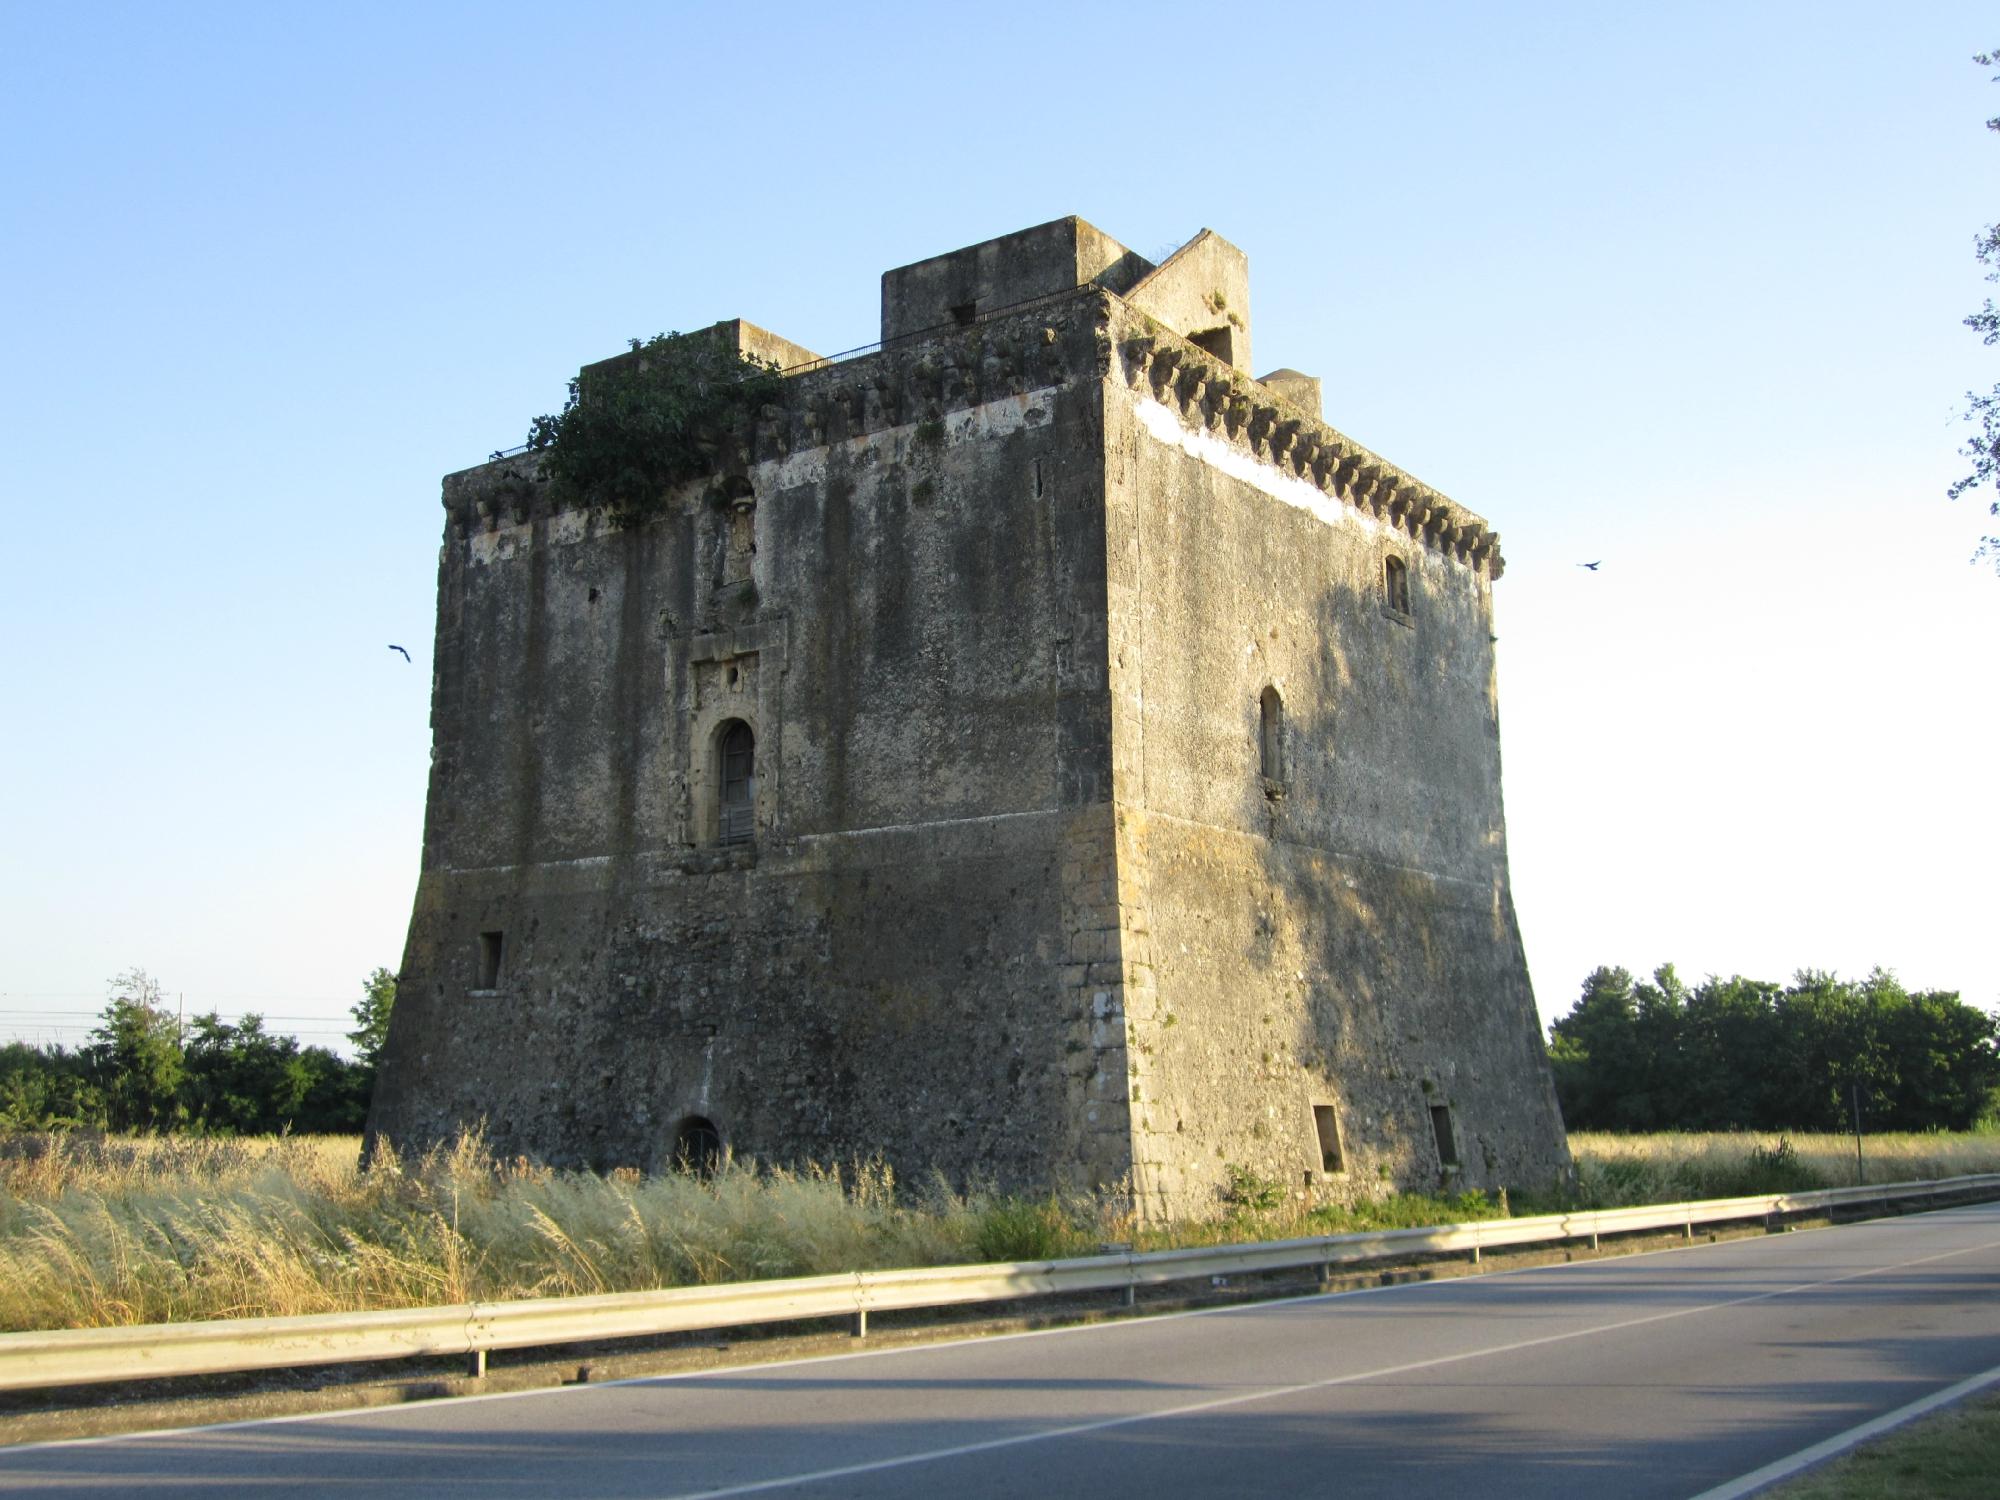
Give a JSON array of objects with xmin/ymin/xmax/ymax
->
[
  {"xmin": 1129, "ymin": 392, "xmax": 1381, "ymax": 541},
  {"xmin": 468, "ymin": 524, "xmax": 528, "ymax": 566},
  {"xmin": 766, "ymin": 388, "xmax": 1065, "ymax": 491},
  {"xmin": 549, "ymin": 509, "xmax": 591, "ymax": 545}
]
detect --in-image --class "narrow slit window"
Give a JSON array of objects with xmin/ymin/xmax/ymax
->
[
  {"xmin": 1258, "ymin": 686, "xmax": 1284, "ymax": 783},
  {"xmin": 718, "ymin": 720, "xmax": 756, "ymax": 846},
  {"xmin": 1429, "ymin": 1103, "xmax": 1458, "ymax": 1167},
  {"xmin": 1383, "ymin": 555, "xmax": 1411, "ymax": 615},
  {"xmin": 1312, "ymin": 1104, "xmax": 1345, "ymax": 1173},
  {"xmin": 477, "ymin": 931, "xmax": 503, "ymax": 990}
]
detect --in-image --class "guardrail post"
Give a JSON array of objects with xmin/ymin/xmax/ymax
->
[
  {"xmin": 851, "ymin": 1310, "xmax": 868, "ymax": 1339},
  {"xmin": 1122, "ymin": 1283, "xmax": 1136, "ymax": 1309},
  {"xmin": 467, "ymin": 1348, "xmax": 486, "ymax": 1379}
]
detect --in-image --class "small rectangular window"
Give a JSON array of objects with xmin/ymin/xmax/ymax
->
[
  {"xmin": 1429, "ymin": 1103, "xmax": 1458, "ymax": 1167},
  {"xmin": 1383, "ymin": 555, "xmax": 1411, "ymax": 615},
  {"xmin": 477, "ymin": 931, "xmax": 504, "ymax": 990},
  {"xmin": 1312, "ymin": 1104, "xmax": 1345, "ymax": 1173}
]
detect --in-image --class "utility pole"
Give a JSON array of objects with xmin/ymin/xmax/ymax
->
[{"xmin": 1851, "ymin": 1081, "xmax": 1864, "ymax": 1186}]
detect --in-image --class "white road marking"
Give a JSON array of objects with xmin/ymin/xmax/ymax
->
[
  {"xmin": 646, "ymin": 1234, "xmax": 2000, "ymax": 1500},
  {"xmin": 3, "ymin": 1206, "xmax": 1993, "ymax": 1475},
  {"xmin": 1686, "ymin": 1358, "xmax": 2000, "ymax": 1500}
]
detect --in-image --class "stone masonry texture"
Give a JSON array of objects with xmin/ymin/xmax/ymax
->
[{"xmin": 368, "ymin": 215, "xmax": 1572, "ymax": 1219}]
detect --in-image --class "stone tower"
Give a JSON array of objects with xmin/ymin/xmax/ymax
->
[{"xmin": 368, "ymin": 217, "xmax": 1571, "ymax": 1217}]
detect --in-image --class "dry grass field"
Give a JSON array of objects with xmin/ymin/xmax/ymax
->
[
  {"xmin": 1563, "ymin": 1130, "xmax": 2000, "ymax": 1206},
  {"xmin": 1, "ymin": 1129, "xmax": 1995, "ymax": 1333}
]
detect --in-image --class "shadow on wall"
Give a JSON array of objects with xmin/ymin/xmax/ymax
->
[{"xmin": 1212, "ymin": 556, "xmax": 1563, "ymax": 1196}]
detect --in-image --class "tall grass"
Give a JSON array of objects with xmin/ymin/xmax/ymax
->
[
  {"xmin": 4, "ymin": 1130, "xmax": 1997, "ymax": 1334},
  {"xmin": 0, "ymin": 1134, "xmax": 972, "ymax": 1332},
  {"xmin": 1561, "ymin": 1131, "xmax": 2000, "ymax": 1208}
]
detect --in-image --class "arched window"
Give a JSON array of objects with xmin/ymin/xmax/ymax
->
[
  {"xmin": 1383, "ymin": 555, "xmax": 1411, "ymax": 615},
  {"xmin": 1258, "ymin": 686, "xmax": 1284, "ymax": 784},
  {"xmin": 717, "ymin": 720, "xmax": 755, "ymax": 845},
  {"xmin": 672, "ymin": 1116, "xmax": 723, "ymax": 1178}
]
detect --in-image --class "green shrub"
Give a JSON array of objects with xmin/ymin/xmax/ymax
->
[
  {"xmin": 971, "ymin": 1196, "xmax": 1088, "ymax": 1263},
  {"xmin": 1220, "ymin": 1165, "xmax": 1286, "ymax": 1213}
]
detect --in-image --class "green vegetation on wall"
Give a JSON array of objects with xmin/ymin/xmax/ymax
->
[{"xmin": 524, "ymin": 331, "xmax": 783, "ymax": 528}]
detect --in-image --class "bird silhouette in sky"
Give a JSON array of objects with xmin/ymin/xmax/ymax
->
[
  {"xmin": 1578, "ymin": 561, "xmax": 1602, "ymax": 571},
  {"xmin": 388, "ymin": 644, "xmax": 411, "ymax": 662}
]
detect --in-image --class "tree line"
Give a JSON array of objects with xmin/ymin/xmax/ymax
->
[
  {"xmin": 1549, "ymin": 965, "xmax": 2000, "ymax": 1133},
  {"xmin": 0, "ymin": 968, "xmax": 395, "ymax": 1134}
]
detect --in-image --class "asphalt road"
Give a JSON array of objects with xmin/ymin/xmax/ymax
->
[{"xmin": 4, "ymin": 1203, "xmax": 1999, "ymax": 1498}]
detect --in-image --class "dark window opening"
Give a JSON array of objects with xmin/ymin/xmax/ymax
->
[
  {"xmin": 477, "ymin": 931, "xmax": 503, "ymax": 990},
  {"xmin": 1312, "ymin": 1104, "xmax": 1345, "ymax": 1173},
  {"xmin": 1188, "ymin": 327, "xmax": 1234, "ymax": 363},
  {"xmin": 718, "ymin": 720, "xmax": 755, "ymax": 845},
  {"xmin": 1384, "ymin": 555, "xmax": 1411, "ymax": 615},
  {"xmin": 673, "ymin": 1116, "xmax": 723, "ymax": 1178},
  {"xmin": 1258, "ymin": 686, "xmax": 1284, "ymax": 784},
  {"xmin": 1429, "ymin": 1104, "xmax": 1459, "ymax": 1167},
  {"xmin": 949, "ymin": 301, "xmax": 977, "ymax": 327}
]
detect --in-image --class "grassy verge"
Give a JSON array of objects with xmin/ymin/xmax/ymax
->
[
  {"xmin": 1550, "ymin": 1131, "xmax": 2000, "ymax": 1210},
  {"xmin": 1767, "ymin": 1389, "xmax": 2000, "ymax": 1498},
  {"xmin": 3, "ymin": 1130, "xmax": 1997, "ymax": 1333}
]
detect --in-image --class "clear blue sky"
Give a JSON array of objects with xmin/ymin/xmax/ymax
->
[{"xmin": 3, "ymin": 1, "xmax": 1996, "ymax": 1055}]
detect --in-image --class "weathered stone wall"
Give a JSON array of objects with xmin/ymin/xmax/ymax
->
[
  {"xmin": 371, "ymin": 296, "xmax": 1140, "ymax": 1190},
  {"xmin": 880, "ymin": 216, "xmax": 1152, "ymax": 343},
  {"xmin": 1123, "ymin": 229, "xmax": 1254, "ymax": 373},
  {"xmin": 1101, "ymin": 309, "xmax": 1567, "ymax": 1217},
  {"xmin": 373, "ymin": 218, "xmax": 1568, "ymax": 1218}
]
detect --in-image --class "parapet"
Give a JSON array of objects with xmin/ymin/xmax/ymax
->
[
  {"xmin": 880, "ymin": 216, "xmax": 1154, "ymax": 344},
  {"xmin": 1122, "ymin": 229, "xmax": 1253, "ymax": 373},
  {"xmin": 452, "ymin": 219, "xmax": 1497, "ymax": 574},
  {"xmin": 579, "ymin": 319, "xmax": 823, "ymax": 385}
]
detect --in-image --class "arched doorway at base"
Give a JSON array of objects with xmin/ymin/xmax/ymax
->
[{"xmin": 672, "ymin": 1115, "xmax": 723, "ymax": 1179}]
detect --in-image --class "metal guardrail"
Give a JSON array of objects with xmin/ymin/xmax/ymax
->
[{"xmin": 3, "ymin": 1173, "xmax": 1996, "ymax": 1394}]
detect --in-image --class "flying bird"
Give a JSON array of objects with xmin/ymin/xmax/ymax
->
[
  {"xmin": 388, "ymin": 644, "xmax": 411, "ymax": 662},
  {"xmin": 1577, "ymin": 561, "xmax": 1601, "ymax": 571}
]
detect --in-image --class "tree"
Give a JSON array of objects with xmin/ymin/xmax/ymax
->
[
  {"xmin": 1547, "ymin": 967, "xmax": 1640, "ymax": 1129},
  {"xmin": 348, "ymin": 967, "xmax": 396, "ymax": 1068},
  {"xmin": 1678, "ymin": 975, "xmax": 1781, "ymax": 1129},
  {"xmin": 1549, "ymin": 963, "xmax": 2000, "ymax": 1132},
  {"xmin": 180, "ymin": 1012, "xmax": 312, "ymax": 1135},
  {"xmin": 1949, "ymin": 48, "xmax": 2000, "ymax": 565},
  {"xmin": 289, "ymin": 1046, "xmax": 373, "ymax": 1133},
  {"xmin": 0, "ymin": 1042, "xmax": 104, "ymax": 1130},
  {"xmin": 84, "ymin": 969, "xmax": 184, "ymax": 1132}
]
